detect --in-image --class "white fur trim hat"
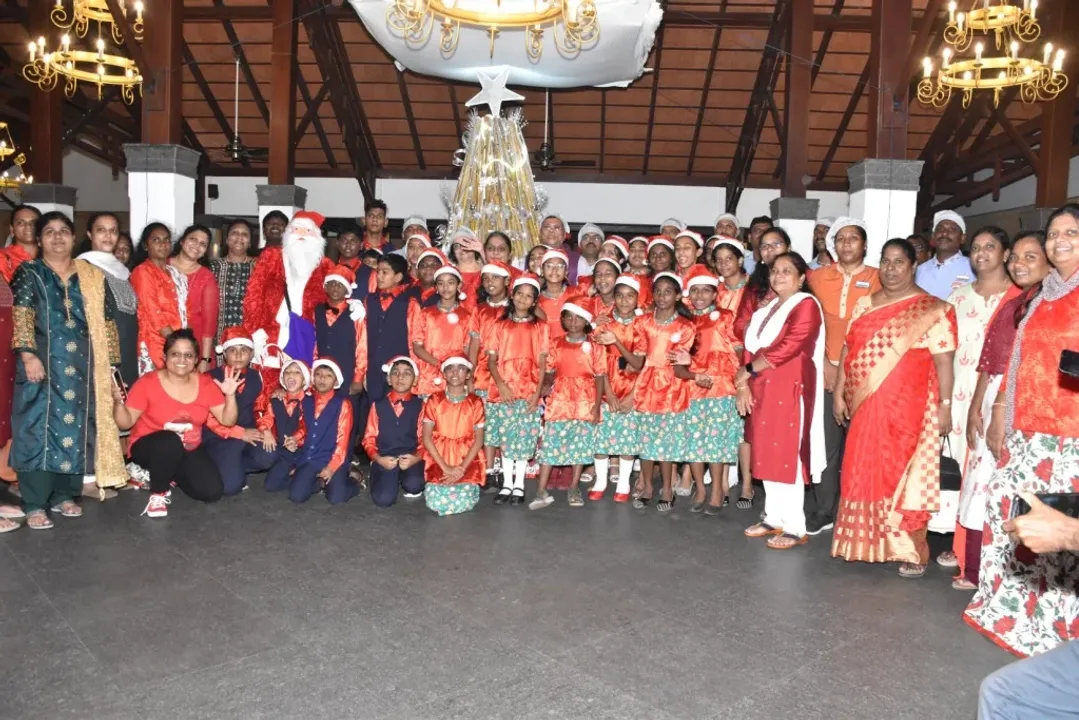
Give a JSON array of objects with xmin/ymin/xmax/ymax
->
[
  {"xmin": 382, "ymin": 355, "xmax": 419, "ymax": 377},
  {"xmin": 481, "ymin": 262, "xmax": 511, "ymax": 278},
  {"xmin": 433, "ymin": 265, "xmax": 467, "ymax": 300},
  {"xmin": 541, "ymin": 248, "xmax": 569, "ymax": 266},
  {"xmin": 674, "ymin": 230, "xmax": 704, "ymax": 248},
  {"xmin": 406, "ymin": 233, "xmax": 432, "ymax": 249},
  {"xmin": 577, "ymin": 222, "xmax": 605, "ymax": 244},
  {"xmin": 416, "ymin": 248, "xmax": 447, "ymax": 265},
  {"xmin": 562, "ymin": 302, "xmax": 594, "ymax": 324},
  {"xmin": 709, "ymin": 235, "xmax": 747, "ymax": 258},
  {"xmin": 513, "ymin": 275, "xmax": 541, "ymax": 292},
  {"xmin": 628, "ymin": 235, "xmax": 650, "ymax": 247},
  {"xmin": 661, "ymin": 218, "xmax": 687, "ymax": 232},
  {"xmin": 323, "ymin": 273, "xmax": 357, "ymax": 291},
  {"xmin": 652, "ymin": 271, "xmax": 683, "ymax": 290},
  {"xmin": 647, "ymin": 237, "xmax": 674, "ymax": 253},
  {"xmin": 615, "ymin": 275, "xmax": 641, "ymax": 293},
  {"xmin": 440, "ymin": 356, "xmax": 473, "ymax": 373},
  {"xmin": 215, "ymin": 327, "xmax": 254, "ymax": 355},
  {"xmin": 933, "ymin": 210, "xmax": 966, "ymax": 234},
  {"xmin": 279, "ymin": 358, "xmax": 311, "ymax": 391},
  {"xmin": 592, "ymin": 257, "xmax": 621, "ymax": 275},
  {"xmin": 311, "ymin": 358, "xmax": 345, "ymax": 389}
]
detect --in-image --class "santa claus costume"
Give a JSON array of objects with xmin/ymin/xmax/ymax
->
[{"xmin": 243, "ymin": 211, "xmax": 336, "ymax": 384}]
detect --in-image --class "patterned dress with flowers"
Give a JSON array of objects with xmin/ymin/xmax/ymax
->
[
  {"xmin": 485, "ymin": 317, "xmax": 549, "ymax": 461},
  {"xmin": 594, "ymin": 312, "xmax": 643, "ymax": 456},
  {"xmin": 421, "ymin": 391, "xmax": 485, "ymax": 516},
  {"xmin": 632, "ymin": 313, "xmax": 696, "ymax": 461},
  {"xmin": 468, "ymin": 299, "xmax": 509, "ymax": 437},
  {"xmin": 538, "ymin": 336, "xmax": 606, "ymax": 466},
  {"xmin": 683, "ymin": 306, "xmax": 742, "ymax": 464},
  {"xmin": 408, "ymin": 301, "xmax": 474, "ymax": 396}
]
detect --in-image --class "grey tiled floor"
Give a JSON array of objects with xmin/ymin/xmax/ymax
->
[{"xmin": 1, "ymin": 483, "xmax": 1010, "ymax": 719}]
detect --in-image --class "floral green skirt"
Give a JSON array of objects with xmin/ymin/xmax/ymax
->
[
  {"xmin": 637, "ymin": 411, "xmax": 691, "ymax": 462},
  {"xmin": 480, "ymin": 394, "xmax": 506, "ymax": 447},
  {"xmin": 538, "ymin": 420, "xmax": 596, "ymax": 466},
  {"xmin": 681, "ymin": 397, "xmax": 742, "ymax": 464},
  {"xmin": 493, "ymin": 400, "xmax": 542, "ymax": 461},
  {"xmin": 424, "ymin": 483, "xmax": 480, "ymax": 516},
  {"xmin": 595, "ymin": 406, "xmax": 642, "ymax": 457}
]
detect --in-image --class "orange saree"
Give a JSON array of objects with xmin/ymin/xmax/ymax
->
[{"xmin": 831, "ymin": 294, "xmax": 957, "ymax": 565}]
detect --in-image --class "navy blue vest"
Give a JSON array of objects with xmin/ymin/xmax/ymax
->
[
  {"xmin": 365, "ymin": 289, "xmax": 411, "ymax": 401},
  {"xmin": 374, "ymin": 395, "xmax": 423, "ymax": 457},
  {"xmin": 314, "ymin": 304, "xmax": 356, "ymax": 396},
  {"xmin": 300, "ymin": 393, "xmax": 345, "ymax": 466},
  {"xmin": 351, "ymin": 265, "xmax": 373, "ymax": 302},
  {"xmin": 269, "ymin": 397, "xmax": 303, "ymax": 444},
  {"xmin": 202, "ymin": 367, "xmax": 263, "ymax": 443}
]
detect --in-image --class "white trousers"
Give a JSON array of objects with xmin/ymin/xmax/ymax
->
[{"xmin": 762, "ymin": 480, "xmax": 806, "ymax": 538}]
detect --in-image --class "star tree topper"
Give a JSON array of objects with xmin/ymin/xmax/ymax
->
[{"xmin": 465, "ymin": 66, "xmax": 525, "ymax": 117}]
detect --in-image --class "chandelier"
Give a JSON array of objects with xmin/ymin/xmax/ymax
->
[
  {"xmin": 0, "ymin": 123, "xmax": 33, "ymax": 193},
  {"xmin": 386, "ymin": 0, "xmax": 599, "ymax": 60},
  {"xmin": 51, "ymin": 0, "xmax": 145, "ymax": 45},
  {"xmin": 22, "ymin": 0, "xmax": 144, "ymax": 105},
  {"xmin": 918, "ymin": 0, "xmax": 1067, "ymax": 108}
]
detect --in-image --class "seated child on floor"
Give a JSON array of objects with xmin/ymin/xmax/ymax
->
[
  {"xmin": 361, "ymin": 355, "xmax": 425, "ymax": 508},
  {"xmin": 264, "ymin": 358, "xmax": 358, "ymax": 505},
  {"xmin": 203, "ymin": 327, "xmax": 277, "ymax": 495},
  {"xmin": 420, "ymin": 356, "xmax": 486, "ymax": 516},
  {"xmin": 258, "ymin": 357, "xmax": 309, "ymax": 471}
]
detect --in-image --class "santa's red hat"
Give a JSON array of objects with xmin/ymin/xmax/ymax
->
[
  {"xmin": 323, "ymin": 264, "xmax": 357, "ymax": 291},
  {"xmin": 417, "ymin": 248, "xmax": 448, "ymax": 266},
  {"xmin": 481, "ymin": 260, "xmax": 513, "ymax": 278},
  {"xmin": 381, "ymin": 355, "xmax": 419, "ymax": 377},
  {"xmin": 279, "ymin": 358, "xmax": 311, "ymax": 391},
  {"xmin": 215, "ymin": 326, "xmax": 254, "ymax": 355},
  {"xmin": 513, "ymin": 273, "xmax": 541, "ymax": 293},
  {"xmin": 292, "ymin": 210, "xmax": 325, "ymax": 228},
  {"xmin": 312, "ymin": 357, "xmax": 345, "ymax": 389},
  {"xmin": 682, "ymin": 265, "xmax": 720, "ymax": 296},
  {"xmin": 602, "ymin": 235, "xmax": 630, "ymax": 259},
  {"xmin": 647, "ymin": 236, "xmax": 674, "ymax": 253}
]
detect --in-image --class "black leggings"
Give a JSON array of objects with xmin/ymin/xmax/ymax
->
[{"xmin": 130, "ymin": 431, "xmax": 224, "ymax": 503}]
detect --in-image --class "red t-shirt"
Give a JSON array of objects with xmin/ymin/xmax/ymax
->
[{"xmin": 127, "ymin": 372, "xmax": 225, "ymax": 450}]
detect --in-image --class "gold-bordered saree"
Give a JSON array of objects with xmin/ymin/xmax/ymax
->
[{"xmin": 830, "ymin": 293, "xmax": 957, "ymax": 565}]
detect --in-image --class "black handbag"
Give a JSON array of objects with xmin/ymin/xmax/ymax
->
[{"xmin": 939, "ymin": 437, "xmax": 963, "ymax": 492}]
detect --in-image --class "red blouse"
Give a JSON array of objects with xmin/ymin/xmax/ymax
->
[
  {"xmin": 486, "ymin": 318, "xmax": 548, "ymax": 403},
  {"xmin": 408, "ymin": 302, "xmax": 474, "ymax": 396},
  {"xmin": 176, "ymin": 264, "xmax": 220, "ymax": 350},
  {"xmin": 631, "ymin": 313, "xmax": 696, "ymax": 415},
  {"xmin": 545, "ymin": 337, "xmax": 606, "ymax": 422},
  {"xmin": 688, "ymin": 307, "xmax": 739, "ymax": 399},
  {"xmin": 127, "ymin": 372, "xmax": 225, "ymax": 450},
  {"xmin": 468, "ymin": 300, "xmax": 509, "ymax": 393},
  {"xmin": 421, "ymin": 391, "xmax": 486, "ymax": 485}
]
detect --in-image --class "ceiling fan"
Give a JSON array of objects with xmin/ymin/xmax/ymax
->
[
  {"xmin": 208, "ymin": 58, "xmax": 268, "ymax": 164},
  {"xmin": 531, "ymin": 90, "xmax": 596, "ymax": 172}
]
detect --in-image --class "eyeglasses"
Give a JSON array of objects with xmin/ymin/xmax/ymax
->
[{"xmin": 760, "ymin": 241, "xmax": 787, "ymax": 251}]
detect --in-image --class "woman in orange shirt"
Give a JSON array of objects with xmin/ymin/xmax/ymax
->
[
  {"xmin": 408, "ymin": 265, "xmax": 475, "ymax": 397},
  {"xmin": 421, "ymin": 356, "xmax": 486, "ymax": 516},
  {"xmin": 487, "ymin": 274, "xmax": 548, "ymax": 505},
  {"xmin": 674, "ymin": 266, "xmax": 742, "ymax": 514},
  {"xmin": 469, "ymin": 259, "xmax": 513, "ymax": 489},
  {"xmin": 530, "ymin": 302, "xmax": 606, "ymax": 510},
  {"xmin": 628, "ymin": 272, "xmax": 696, "ymax": 512},
  {"xmin": 537, "ymin": 248, "xmax": 572, "ymax": 341},
  {"xmin": 590, "ymin": 275, "xmax": 644, "ymax": 502},
  {"xmin": 712, "ymin": 237, "xmax": 749, "ymax": 320}
]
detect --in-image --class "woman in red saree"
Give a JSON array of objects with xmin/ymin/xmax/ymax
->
[
  {"xmin": 131, "ymin": 223, "xmax": 186, "ymax": 373},
  {"xmin": 170, "ymin": 225, "xmax": 220, "ymax": 373},
  {"xmin": 831, "ymin": 238, "xmax": 957, "ymax": 577}
]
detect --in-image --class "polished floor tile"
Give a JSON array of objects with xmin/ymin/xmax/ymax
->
[{"xmin": 1, "ymin": 482, "xmax": 1012, "ymax": 719}]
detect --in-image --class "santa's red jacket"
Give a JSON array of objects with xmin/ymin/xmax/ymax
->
[{"xmin": 242, "ymin": 246, "xmax": 334, "ymax": 347}]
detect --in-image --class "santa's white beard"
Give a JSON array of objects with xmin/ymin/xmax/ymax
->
[{"xmin": 281, "ymin": 233, "xmax": 325, "ymax": 311}]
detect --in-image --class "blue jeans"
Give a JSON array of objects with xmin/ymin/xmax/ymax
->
[{"xmin": 979, "ymin": 640, "xmax": 1079, "ymax": 719}]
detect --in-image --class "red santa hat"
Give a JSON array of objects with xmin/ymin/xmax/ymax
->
[
  {"xmin": 614, "ymin": 275, "xmax": 641, "ymax": 294},
  {"xmin": 215, "ymin": 326, "xmax": 254, "ymax": 355},
  {"xmin": 602, "ymin": 235, "xmax": 630, "ymax": 259},
  {"xmin": 382, "ymin": 355, "xmax": 419, "ymax": 377},
  {"xmin": 592, "ymin": 257, "xmax": 621, "ymax": 275},
  {"xmin": 406, "ymin": 233, "xmax": 432, "ymax": 250},
  {"xmin": 417, "ymin": 248, "xmax": 448, "ymax": 266},
  {"xmin": 311, "ymin": 357, "xmax": 345, "ymax": 389},
  {"xmin": 433, "ymin": 265, "xmax": 468, "ymax": 300},
  {"xmin": 681, "ymin": 265, "xmax": 720, "ymax": 297},
  {"xmin": 652, "ymin": 271, "xmax": 683, "ymax": 291},
  {"xmin": 648, "ymin": 236, "xmax": 674, "ymax": 253},
  {"xmin": 481, "ymin": 260, "xmax": 513, "ymax": 278},
  {"xmin": 513, "ymin": 273, "xmax": 541, "ymax": 293},
  {"xmin": 323, "ymin": 264, "xmax": 357, "ymax": 291},
  {"xmin": 291, "ymin": 210, "xmax": 325, "ymax": 229},
  {"xmin": 541, "ymin": 248, "xmax": 570, "ymax": 267},
  {"xmin": 562, "ymin": 301, "xmax": 594, "ymax": 325},
  {"xmin": 708, "ymin": 235, "xmax": 747, "ymax": 258},
  {"xmin": 674, "ymin": 230, "xmax": 705, "ymax": 248},
  {"xmin": 628, "ymin": 235, "xmax": 650, "ymax": 248},
  {"xmin": 279, "ymin": 358, "xmax": 311, "ymax": 391},
  {"xmin": 440, "ymin": 356, "xmax": 474, "ymax": 373}
]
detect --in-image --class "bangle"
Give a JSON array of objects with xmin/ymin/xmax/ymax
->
[
  {"xmin": 940, "ymin": 399, "xmax": 952, "ymax": 406},
  {"xmin": 992, "ymin": 402, "xmax": 1005, "ymax": 408}
]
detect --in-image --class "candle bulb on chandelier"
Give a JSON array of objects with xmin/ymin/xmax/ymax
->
[
  {"xmin": 948, "ymin": 1, "xmax": 956, "ymax": 22},
  {"xmin": 943, "ymin": 47, "xmax": 952, "ymax": 68},
  {"xmin": 1053, "ymin": 49, "xmax": 1065, "ymax": 72},
  {"xmin": 1011, "ymin": 41, "xmax": 1019, "ymax": 61},
  {"xmin": 975, "ymin": 42, "xmax": 983, "ymax": 63},
  {"xmin": 923, "ymin": 57, "xmax": 932, "ymax": 78},
  {"xmin": 957, "ymin": 12, "xmax": 965, "ymax": 31},
  {"xmin": 96, "ymin": 38, "xmax": 105, "ymax": 60},
  {"xmin": 28, "ymin": 41, "xmax": 35, "ymax": 62},
  {"xmin": 134, "ymin": 1, "xmax": 144, "ymax": 21},
  {"xmin": 62, "ymin": 34, "xmax": 70, "ymax": 54},
  {"xmin": 1031, "ymin": 0, "xmax": 1037, "ymax": 20},
  {"xmin": 1044, "ymin": 42, "xmax": 1052, "ymax": 65}
]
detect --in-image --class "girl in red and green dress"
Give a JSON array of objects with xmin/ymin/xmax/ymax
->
[{"xmin": 469, "ymin": 260, "xmax": 513, "ymax": 489}]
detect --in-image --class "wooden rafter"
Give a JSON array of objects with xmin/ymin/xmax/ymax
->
[
  {"xmin": 902, "ymin": 0, "xmax": 944, "ymax": 88},
  {"xmin": 768, "ymin": 92, "xmax": 786, "ymax": 180},
  {"xmin": 965, "ymin": 87, "xmax": 1019, "ymax": 159},
  {"xmin": 213, "ymin": 0, "xmax": 271, "ymax": 126},
  {"xmin": 295, "ymin": 82, "xmax": 330, "ymax": 140},
  {"xmin": 687, "ymin": 6, "xmax": 725, "ymax": 175},
  {"xmin": 726, "ymin": 0, "xmax": 790, "ymax": 212},
  {"xmin": 599, "ymin": 89, "xmax": 607, "ymax": 173},
  {"xmin": 181, "ymin": 41, "xmax": 250, "ymax": 169},
  {"xmin": 448, "ymin": 85, "xmax": 463, "ymax": 143},
  {"xmin": 810, "ymin": 0, "xmax": 846, "ymax": 87},
  {"xmin": 641, "ymin": 27, "xmax": 665, "ymax": 174},
  {"xmin": 817, "ymin": 59, "xmax": 869, "ymax": 181},
  {"xmin": 397, "ymin": 70, "xmax": 425, "ymax": 169},
  {"xmin": 296, "ymin": 61, "xmax": 336, "ymax": 169}
]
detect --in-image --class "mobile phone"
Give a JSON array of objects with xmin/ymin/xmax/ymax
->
[
  {"xmin": 111, "ymin": 367, "xmax": 128, "ymax": 402},
  {"xmin": 1014, "ymin": 492, "xmax": 1079, "ymax": 519},
  {"xmin": 1061, "ymin": 350, "xmax": 1079, "ymax": 379}
]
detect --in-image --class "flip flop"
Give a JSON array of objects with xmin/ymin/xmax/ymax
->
[{"xmin": 766, "ymin": 533, "xmax": 808, "ymax": 550}]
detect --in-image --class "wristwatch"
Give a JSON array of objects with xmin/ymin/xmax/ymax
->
[
  {"xmin": 201, "ymin": 357, "xmax": 212, "ymax": 365},
  {"xmin": 745, "ymin": 363, "xmax": 757, "ymax": 378}
]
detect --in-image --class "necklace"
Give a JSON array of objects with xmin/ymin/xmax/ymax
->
[
  {"xmin": 653, "ymin": 311, "xmax": 676, "ymax": 326},
  {"xmin": 510, "ymin": 314, "xmax": 532, "ymax": 324},
  {"xmin": 692, "ymin": 304, "xmax": 716, "ymax": 317}
]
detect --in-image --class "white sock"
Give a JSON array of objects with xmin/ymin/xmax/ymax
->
[
  {"xmin": 513, "ymin": 461, "xmax": 526, "ymax": 491},
  {"xmin": 703, "ymin": 470, "xmax": 712, "ymax": 486},
  {"xmin": 500, "ymin": 459, "xmax": 514, "ymax": 494},
  {"xmin": 593, "ymin": 457, "xmax": 610, "ymax": 493},
  {"xmin": 616, "ymin": 459, "xmax": 633, "ymax": 495}
]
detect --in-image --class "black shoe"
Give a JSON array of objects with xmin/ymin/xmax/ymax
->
[
  {"xmin": 483, "ymin": 471, "xmax": 502, "ymax": 494},
  {"xmin": 493, "ymin": 490, "xmax": 511, "ymax": 505},
  {"xmin": 509, "ymin": 490, "xmax": 525, "ymax": 506},
  {"xmin": 805, "ymin": 516, "xmax": 835, "ymax": 536}
]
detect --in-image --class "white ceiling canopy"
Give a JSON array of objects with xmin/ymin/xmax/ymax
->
[{"xmin": 347, "ymin": 0, "xmax": 664, "ymax": 89}]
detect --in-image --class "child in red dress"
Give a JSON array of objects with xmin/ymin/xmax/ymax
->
[{"xmin": 421, "ymin": 356, "xmax": 486, "ymax": 516}]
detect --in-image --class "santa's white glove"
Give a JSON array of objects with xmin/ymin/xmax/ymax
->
[
  {"xmin": 251, "ymin": 329, "xmax": 271, "ymax": 366},
  {"xmin": 348, "ymin": 299, "xmax": 366, "ymax": 323}
]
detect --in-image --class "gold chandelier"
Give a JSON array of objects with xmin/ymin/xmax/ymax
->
[
  {"xmin": 918, "ymin": 0, "xmax": 1067, "ymax": 108},
  {"xmin": 22, "ymin": 1, "xmax": 144, "ymax": 105},
  {"xmin": 0, "ymin": 122, "xmax": 33, "ymax": 193},
  {"xmin": 387, "ymin": 0, "xmax": 599, "ymax": 60},
  {"xmin": 51, "ymin": 0, "xmax": 145, "ymax": 45}
]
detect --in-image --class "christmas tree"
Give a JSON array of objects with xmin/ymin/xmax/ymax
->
[{"xmin": 441, "ymin": 108, "xmax": 547, "ymax": 263}]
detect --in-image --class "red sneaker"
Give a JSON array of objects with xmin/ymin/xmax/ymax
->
[
  {"xmin": 613, "ymin": 492, "xmax": 630, "ymax": 503},
  {"xmin": 141, "ymin": 493, "xmax": 170, "ymax": 518},
  {"xmin": 587, "ymin": 490, "xmax": 605, "ymax": 501}
]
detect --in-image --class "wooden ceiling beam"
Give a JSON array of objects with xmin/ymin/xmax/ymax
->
[
  {"xmin": 902, "ymin": 0, "xmax": 944, "ymax": 89},
  {"xmin": 725, "ymin": 0, "xmax": 790, "ymax": 212},
  {"xmin": 687, "ymin": 19, "xmax": 723, "ymax": 175},
  {"xmin": 213, "ymin": 0, "xmax": 271, "ymax": 127},
  {"xmin": 296, "ymin": 67, "xmax": 336, "ymax": 169},
  {"xmin": 294, "ymin": 81, "xmax": 330, "ymax": 140},
  {"xmin": 867, "ymin": 0, "xmax": 913, "ymax": 159},
  {"xmin": 448, "ymin": 85, "xmax": 463, "ymax": 145},
  {"xmin": 778, "ymin": 0, "xmax": 813, "ymax": 195},
  {"xmin": 267, "ymin": 0, "xmax": 297, "ymax": 184},
  {"xmin": 599, "ymin": 89, "xmax": 607, "ymax": 173},
  {"xmin": 641, "ymin": 27, "xmax": 666, "ymax": 174},
  {"xmin": 1035, "ymin": 0, "xmax": 1079, "ymax": 207},
  {"xmin": 816, "ymin": 59, "xmax": 869, "ymax": 182},
  {"xmin": 396, "ymin": 70, "xmax": 425, "ymax": 169},
  {"xmin": 182, "ymin": 41, "xmax": 250, "ymax": 169},
  {"xmin": 810, "ymin": 0, "xmax": 845, "ymax": 87}
]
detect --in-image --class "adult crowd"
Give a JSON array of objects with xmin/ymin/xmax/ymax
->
[{"xmin": 0, "ymin": 199, "xmax": 1076, "ymax": 713}]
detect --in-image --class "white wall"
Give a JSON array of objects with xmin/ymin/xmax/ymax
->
[
  {"xmin": 62, "ymin": 148, "xmax": 130, "ymax": 211},
  {"xmin": 733, "ymin": 188, "xmax": 849, "ymax": 225},
  {"xmin": 204, "ymin": 176, "xmax": 366, "ymax": 218}
]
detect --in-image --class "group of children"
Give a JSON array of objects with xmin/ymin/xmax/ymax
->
[{"xmin": 186, "ymin": 227, "xmax": 749, "ymax": 518}]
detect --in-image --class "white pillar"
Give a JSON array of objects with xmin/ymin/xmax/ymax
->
[
  {"xmin": 769, "ymin": 197, "xmax": 819, "ymax": 261},
  {"xmin": 123, "ymin": 144, "xmax": 200, "ymax": 241},
  {"xmin": 847, "ymin": 159, "xmax": 924, "ymax": 265},
  {"xmin": 20, "ymin": 184, "xmax": 76, "ymax": 218},
  {"xmin": 256, "ymin": 185, "xmax": 307, "ymax": 247}
]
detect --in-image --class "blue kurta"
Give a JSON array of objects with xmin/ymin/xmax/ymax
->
[{"xmin": 10, "ymin": 260, "xmax": 114, "ymax": 475}]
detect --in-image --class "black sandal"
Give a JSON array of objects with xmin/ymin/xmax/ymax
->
[
  {"xmin": 657, "ymin": 494, "xmax": 675, "ymax": 513},
  {"xmin": 736, "ymin": 494, "xmax": 754, "ymax": 510},
  {"xmin": 632, "ymin": 495, "xmax": 651, "ymax": 509}
]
